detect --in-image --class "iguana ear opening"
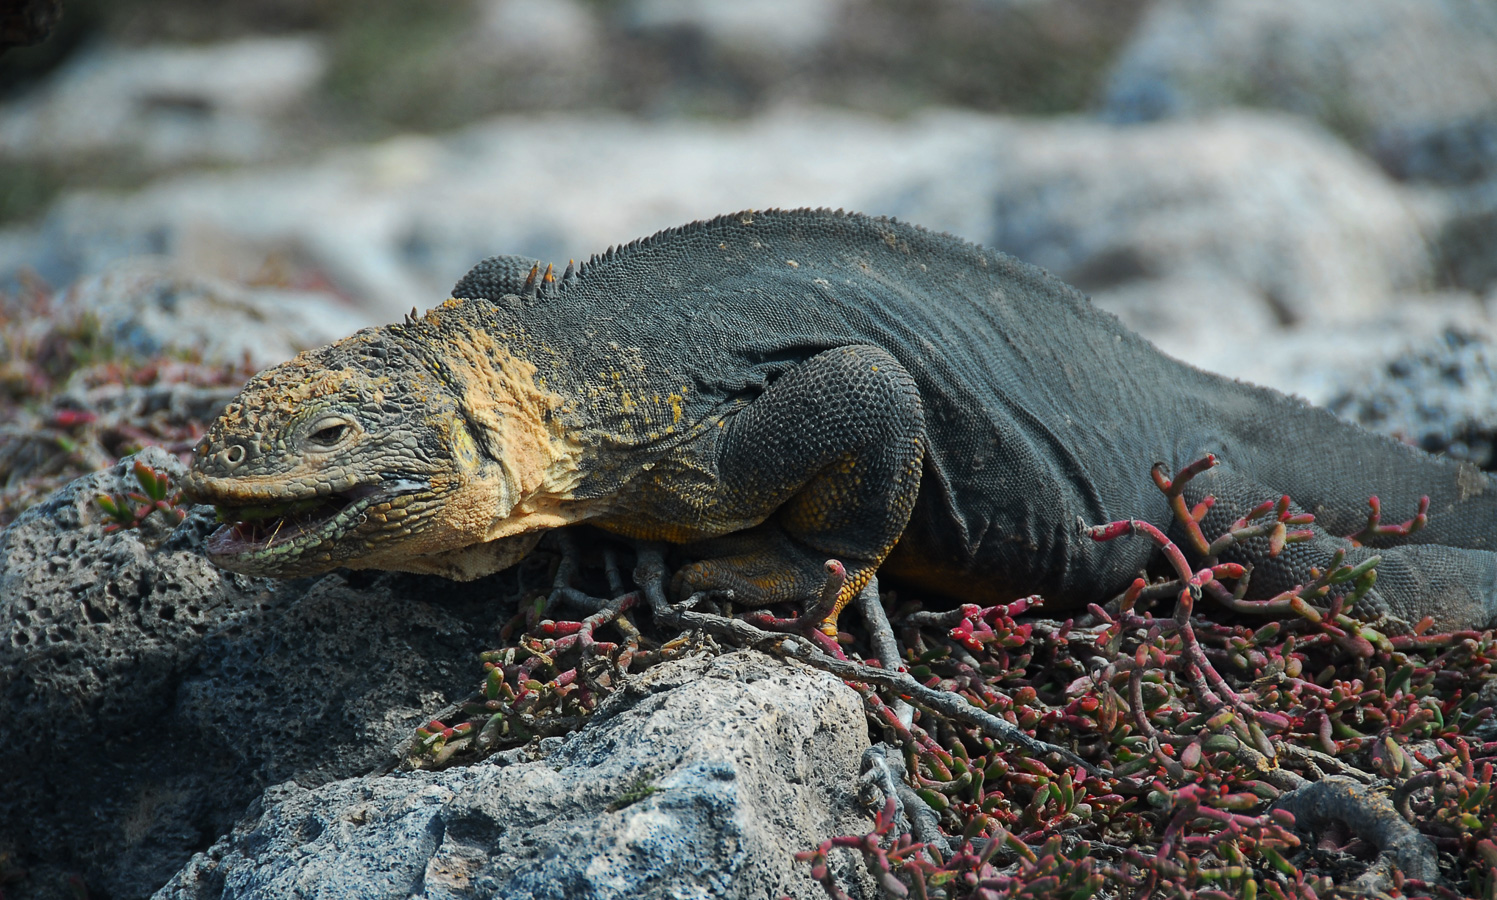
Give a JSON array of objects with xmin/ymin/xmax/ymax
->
[
  {"xmin": 447, "ymin": 413, "xmax": 486, "ymax": 473},
  {"xmin": 439, "ymin": 409, "xmax": 525, "ymax": 517}
]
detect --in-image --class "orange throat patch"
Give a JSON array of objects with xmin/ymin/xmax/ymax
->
[{"xmin": 395, "ymin": 310, "xmax": 597, "ymax": 576}]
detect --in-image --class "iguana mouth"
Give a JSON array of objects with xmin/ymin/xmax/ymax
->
[{"xmin": 203, "ymin": 478, "xmax": 429, "ymax": 569}]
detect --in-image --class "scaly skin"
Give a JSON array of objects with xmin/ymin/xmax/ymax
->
[
  {"xmin": 187, "ymin": 209, "xmax": 1497, "ymax": 633},
  {"xmin": 182, "ymin": 313, "xmax": 559, "ymax": 581}
]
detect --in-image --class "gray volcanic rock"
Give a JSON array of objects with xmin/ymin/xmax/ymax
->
[
  {"xmin": 0, "ymin": 448, "xmax": 513, "ymax": 900},
  {"xmin": 58, "ymin": 257, "xmax": 373, "ymax": 368},
  {"xmin": 2, "ymin": 453, "xmax": 877, "ymax": 900},
  {"xmin": 0, "ymin": 36, "xmax": 327, "ymax": 166},
  {"xmin": 1328, "ymin": 328, "xmax": 1497, "ymax": 470},
  {"xmin": 0, "ymin": 447, "xmax": 276, "ymax": 899},
  {"xmin": 1102, "ymin": 0, "xmax": 1497, "ymax": 167},
  {"xmin": 156, "ymin": 651, "xmax": 876, "ymax": 900}
]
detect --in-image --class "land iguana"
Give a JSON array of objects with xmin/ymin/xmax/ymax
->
[{"xmin": 182, "ymin": 209, "xmax": 1497, "ymax": 633}]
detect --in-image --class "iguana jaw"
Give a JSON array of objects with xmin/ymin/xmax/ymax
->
[{"xmin": 193, "ymin": 476, "xmax": 432, "ymax": 577}]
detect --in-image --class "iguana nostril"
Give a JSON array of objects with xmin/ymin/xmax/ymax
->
[{"xmin": 221, "ymin": 445, "xmax": 247, "ymax": 468}]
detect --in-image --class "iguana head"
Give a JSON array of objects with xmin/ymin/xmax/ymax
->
[{"xmin": 182, "ymin": 316, "xmax": 551, "ymax": 580}]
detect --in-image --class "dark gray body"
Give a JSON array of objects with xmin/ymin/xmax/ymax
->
[{"xmin": 452, "ymin": 209, "xmax": 1497, "ymax": 625}]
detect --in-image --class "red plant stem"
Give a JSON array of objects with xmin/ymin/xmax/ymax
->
[{"xmin": 1150, "ymin": 455, "xmax": 1219, "ymax": 557}]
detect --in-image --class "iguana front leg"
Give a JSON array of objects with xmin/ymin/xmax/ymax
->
[{"xmin": 596, "ymin": 345, "xmax": 926, "ymax": 633}]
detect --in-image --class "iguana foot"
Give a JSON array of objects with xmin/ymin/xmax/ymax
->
[{"xmin": 671, "ymin": 524, "xmax": 876, "ymax": 634}]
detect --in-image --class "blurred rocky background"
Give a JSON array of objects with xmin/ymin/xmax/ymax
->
[
  {"xmin": 0, "ymin": 0, "xmax": 1489, "ymax": 389},
  {"xmin": 4, "ymin": 2, "xmax": 1497, "ymax": 898}
]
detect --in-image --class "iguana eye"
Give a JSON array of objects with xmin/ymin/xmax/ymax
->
[
  {"xmin": 305, "ymin": 418, "xmax": 353, "ymax": 448},
  {"xmin": 310, "ymin": 424, "xmax": 347, "ymax": 445}
]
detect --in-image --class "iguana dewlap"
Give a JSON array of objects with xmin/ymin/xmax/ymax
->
[{"xmin": 183, "ymin": 209, "xmax": 1497, "ymax": 632}]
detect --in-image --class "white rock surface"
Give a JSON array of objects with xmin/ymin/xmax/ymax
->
[
  {"xmin": 1103, "ymin": 0, "xmax": 1497, "ymax": 150},
  {"xmin": 58, "ymin": 257, "xmax": 372, "ymax": 368},
  {"xmin": 905, "ymin": 112, "xmax": 1434, "ymax": 331},
  {"xmin": 620, "ymin": 0, "xmax": 851, "ymax": 55},
  {"xmin": 0, "ymin": 36, "xmax": 326, "ymax": 165},
  {"xmin": 157, "ymin": 651, "xmax": 876, "ymax": 900},
  {"xmin": 3, "ymin": 108, "xmax": 1009, "ymax": 320}
]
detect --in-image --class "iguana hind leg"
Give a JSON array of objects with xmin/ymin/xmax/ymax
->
[{"xmin": 616, "ymin": 344, "xmax": 926, "ymax": 633}]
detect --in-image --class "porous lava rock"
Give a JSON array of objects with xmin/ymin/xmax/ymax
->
[
  {"xmin": 156, "ymin": 650, "xmax": 876, "ymax": 900},
  {"xmin": 0, "ymin": 448, "xmax": 509, "ymax": 900}
]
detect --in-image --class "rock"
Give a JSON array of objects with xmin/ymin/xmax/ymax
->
[
  {"xmin": 1101, "ymin": 0, "xmax": 1497, "ymax": 306},
  {"xmin": 1432, "ymin": 181, "xmax": 1497, "ymax": 295},
  {"xmin": 1327, "ymin": 327, "xmax": 1497, "ymax": 469},
  {"xmin": 475, "ymin": 0, "xmax": 602, "ymax": 64},
  {"xmin": 620, "ymin": 0, "xmax": 850, "ymax": 57},
  {"xmin": 0, "ymin": 449, "xmax": 516, "ymax": 900},
  {"xmin": 889, "ymin": 111, "xmax": 1437, "ymax": 378},
  {"xmin": 0, "ymin": 36, "xmax": 326, "ymax": 166},
  {"xmin": 56, "ymin": 257, "xmax": 375, "ymax": 368},
  {"xmin": 1102, "ymin": 0, "xmax": 1497, "ymax": 179},
  {"xmin": 156, "ymin": 651, "xmax": 875, "ymax": 900},
  {"xmin": 1198, "ymin": 291, "xmax": 1497, "ymax": 404},
  {"xmin": 0, "ymin": 108, "xmax": 1013, "ymax": 319},
  {"xmin": 0, "ymin": 108, "xmax": 1437, "ymax": 359},
  {"xmin": 2, "ymin": 454, "xmax": 877, "ymax": 899},
  {"xmin": 1002, "ymin": 113, "xmax": 1431, "ymax": 325}
]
